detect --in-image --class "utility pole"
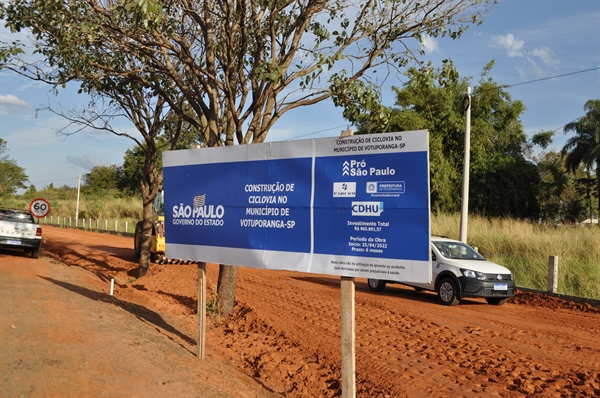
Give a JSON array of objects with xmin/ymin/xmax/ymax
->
[
  {"xmin": 459, "ymin": 87, "xmax": 471, "ymax": 244},
  {"xmin": 76, "ymin": 175, "xmax": 81, "ymax": 227}
]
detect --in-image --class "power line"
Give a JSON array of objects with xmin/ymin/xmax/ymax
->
[
  {"xmin": 283, "ymin": 124, "xmax": 349, "ymax": 140},
  {"xmin": 504, "ymin": 67, "xmax": 600, "ymax": 88},
  {"xmin": 28, "ymin": 175, "xmax": 79, "ymax": 186}
]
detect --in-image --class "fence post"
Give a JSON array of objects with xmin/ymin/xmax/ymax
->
[
  {"xmin": 548, "ymin": 256, "xmax": 559, "ymax": 293},
  {"xmin": 114, "ymin": 220, "xmax": 118, "ymax": 232},
  {"xmin": 125, "ymin": 221, "xmax": 128, "ymax": 233}
]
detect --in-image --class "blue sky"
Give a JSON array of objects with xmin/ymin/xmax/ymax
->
[{"xmin": 1, "ymin": 0, "xmax": 599, "ymax": 191}]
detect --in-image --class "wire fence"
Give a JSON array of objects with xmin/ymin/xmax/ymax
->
[{"xmin": 39, "ymin": 214, "xmax": 136, "ymax": 236}]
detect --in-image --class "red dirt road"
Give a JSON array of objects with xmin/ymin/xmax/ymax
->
[{"xmin": 2, "ymin": 226, "xmax": 599, "ymax": 397}]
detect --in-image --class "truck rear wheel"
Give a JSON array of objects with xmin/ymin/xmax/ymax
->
[{"xmin": 30, "ymin": 248, "xmax": 40, "ymax": 259}]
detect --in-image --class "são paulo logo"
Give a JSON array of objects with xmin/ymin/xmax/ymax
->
[{"xmin": 171, "ymin": 193, "xmax": 225, "ymax": 226}]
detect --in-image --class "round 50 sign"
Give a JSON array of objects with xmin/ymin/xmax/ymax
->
[{"xmin": 30, "ymin": 198, "xmax": 51, "ymax": 218}]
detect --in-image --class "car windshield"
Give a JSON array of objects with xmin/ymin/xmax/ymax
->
[
  {"xmin": 432, "ymin": 241, "xmax": 485, "ymax": 260},
  {"xmin": 0, "ymin": 210, "xmax": 34, "ymax": 223}
]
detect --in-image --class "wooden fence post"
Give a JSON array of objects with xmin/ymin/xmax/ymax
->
[{"xmin": 548, "ymin": 256, "xmax": 559, "ymax": 293}]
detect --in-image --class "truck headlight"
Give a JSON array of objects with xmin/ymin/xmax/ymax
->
[{"xmin": 462, "ymin": 269, "xmax": 486, "ymax": 280}]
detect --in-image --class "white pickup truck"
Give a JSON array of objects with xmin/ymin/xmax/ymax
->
[
  {"xmin": 0, "ymin": 208, "xmax": 43, "ymax": 258},
  {"xmin": 367, "ymin": 236, "xmax": 515, "ymax": 306}
]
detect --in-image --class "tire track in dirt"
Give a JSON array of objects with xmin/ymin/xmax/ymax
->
[{"xmin": 36, "ymin": 226, "xmax": 600, "ymax": 397}]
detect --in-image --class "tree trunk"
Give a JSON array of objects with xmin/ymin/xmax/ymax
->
[
  {"xmin": 216, "ymin": 264, "xmax": 238, "ymax": 317},
  {"xmin": 138, "ymin": 142, "xmax": 160, "ymax": 278},
  {"xmin": 138, "ymin": 201, "xmax": 154, "ymax": 278}
]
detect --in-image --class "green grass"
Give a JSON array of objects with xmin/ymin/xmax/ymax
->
[
  {"xmin": 2, "ymin": 196, "xmax": 142, "ymax": 233},
  {"xmin": 0, "ymin": 196, "xmax": 142, "ymax": 221},
  {"xmin": 432, "ymin": 214, "xmax": 600, "ymax": 299}
]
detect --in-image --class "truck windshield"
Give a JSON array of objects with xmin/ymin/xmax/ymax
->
[
  {"xmin": 432, "ymin": 241, "xmax": 485, "ymax": 260},
  {"xmin": 0, "ymin": 210, "xmax": 34, "ymax": 223}
]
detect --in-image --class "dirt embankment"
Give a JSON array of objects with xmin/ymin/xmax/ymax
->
[{"xmin": 14, "ymin": 226, "xmax": 600, "ymax": 396}]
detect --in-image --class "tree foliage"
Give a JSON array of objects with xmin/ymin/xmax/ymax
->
[
  {"xmin": 535, "ymin": 151, "xmax": 589, "ymax": 224},
  {"xmin": 0, "ymin": 138, "xmax": 28, "ymax": 197},
  {"xmin": 1, "ymin": 0, "xmax": 494, "ymax": 147},
  {"xmin": 353, "ymin": 60, "xmax": 541, "ymax": 218},
  {"xmin": 562, "ymin": 99, "xmax": 600, "ymax": 223},
  {"xmin": 83, "ymin": 165, "xmax": 121, "ymax": 196}
]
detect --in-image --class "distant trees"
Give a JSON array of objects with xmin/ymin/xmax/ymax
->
[
  {"xmin": 350, "ymin": 60, "xmax": 542, "ymax": 218},
  {"xmin": 562, "ymin": 99, "xmax": 600, "ymax": 224},
  {"xmin": 0, "ymin": 138, "xmax": 28, "ymax": 197},
  {"xmin": 536, "ymin": 151, "xmax": 588, "ymax": 224},
  {"xmin": 83, "ymin": 165, "xmax": 121, "ymax": 196}
]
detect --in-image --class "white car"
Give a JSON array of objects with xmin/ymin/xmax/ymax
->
[
  {"xmin": 0, "ymin": 209, "xmax": 43, "ymax": 259},
  {"xmin": 367, "ymin": 236, "xmax": 514, "ymax": 306}
]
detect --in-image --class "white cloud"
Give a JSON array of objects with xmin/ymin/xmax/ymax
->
[
  {"xmin": 532, "ymin": 46, "xmax": 560, "ymax": 68},
  {"xmin": 492, "ymin": 33, "xmax": 525, "ymax": 57},
  {"xmin": 421, "ymin": 36, "xmax": 439, "ymax": 54},
  {"xmin": 0, "ymin": 94, "xmax": 31, "ymax": 115},
  {"xmin": 526, "ymin": 57, "xmax": 545, "ymax": 77},
  {"xmin": 66, "ymin": 154, "xmax": 111, "ymax": 171}
]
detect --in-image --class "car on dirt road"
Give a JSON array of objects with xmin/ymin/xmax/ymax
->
[
  {"xmin": 0, "ymin": 208, "xmax": 43, "ymax": 258},
  {"xmin": 367, "ymin": 236, "xmax": 514, "ymax": 306}
]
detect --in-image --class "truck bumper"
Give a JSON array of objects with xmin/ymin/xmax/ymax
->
[
  {"xmin": 458, "ymin": 277, "xmax": 515, "ymax": 298},
  {"xmin": 0, "ymin": 236, "xmax": 42, "ymax": 250}
]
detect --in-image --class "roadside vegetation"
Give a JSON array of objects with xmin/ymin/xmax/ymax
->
[
  {"xmin": 432, "ymin": 214, "xmax": 600, "ymax": 300},
  {"xmin": 2, "ymin": 187, "xmax": 597, "ymax": 299}
]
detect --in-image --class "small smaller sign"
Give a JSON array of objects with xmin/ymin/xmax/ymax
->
[{"xmin": 29, "ymin": 198, "xmax": 51, "ymax": 218}]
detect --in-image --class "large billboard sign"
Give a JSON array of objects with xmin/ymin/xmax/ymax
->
[{"xmin": 163, "ymin": 130, "xmax": 431, "ymax": 283}]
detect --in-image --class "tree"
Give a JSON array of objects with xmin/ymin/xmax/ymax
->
[
  {"xmin": 0, "ymin": 138, "xmax": 28, "ymax": 196},
  {"xmin": 84, "ymin": 165, "xmax": 121, "ymax": 196},
  {"xmin": 351, "ymin": 60, "xmax": 541, "ymax": 218},
  {"xmin": 1, "ymin": 0, "xmax": 493, "ymax": 316},
  {"xmin": 562, "ymin": 99, "xmax": 600, "ymax": 224}
]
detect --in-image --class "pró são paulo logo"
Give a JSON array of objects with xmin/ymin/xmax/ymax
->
[
  {"xmin": 172, "ymin": 193, "xmax": 225, "ymax": 226},
  {"xmin": 351, "ymin": 201, "xmax": 384, "ymax": 216},
  {"xmin": 342, "ymin": 160, "xmax": 395, "ymax": 177}
]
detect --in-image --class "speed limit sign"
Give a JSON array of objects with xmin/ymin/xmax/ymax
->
[{"xmin": 29, "ymin": 198, "xmax": 51, "ymax": 218}]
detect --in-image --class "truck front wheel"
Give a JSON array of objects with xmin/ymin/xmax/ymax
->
[
  {"xmin": 437, "ymin": 278, "xmax": 460, "ymax": 306},
  {"xmin": 367, "ymin": 278, "xmax": 386, "ymax": 292},
  {"xmin": 485, "ymin": 297, "xmax": 508, "ymax": 306}
]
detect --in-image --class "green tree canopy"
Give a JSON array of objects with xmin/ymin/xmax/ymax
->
[
  {"xmin": 84, "ymin": 165, "xmax": 121, "ymax": 196},
  {"xmin": 352, "ymin": 60, "xmax": 540, "ymax": 218},
  {"xmin": 0, "ymin": 138, "xmax": 28, "ymax": 197},
  {"xmin": 562, "ymin": 99, "xmax": 600, "ymax": 223}
]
